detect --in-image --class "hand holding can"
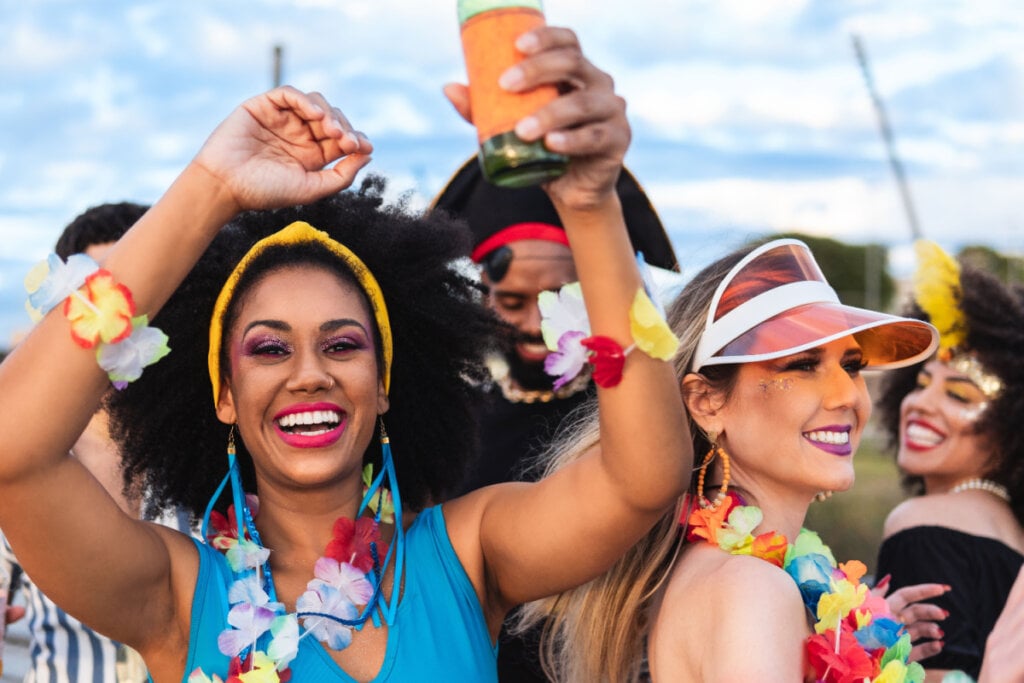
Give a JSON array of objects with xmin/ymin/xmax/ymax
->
[{"xmin": 458, "ymin": 0, "xmax": 568, "ymax": 187}]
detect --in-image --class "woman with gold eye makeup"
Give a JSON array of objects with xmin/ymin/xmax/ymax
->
[{"xmin": 875, "ymin": 241, "xmax": 1024, "ymax": 682}]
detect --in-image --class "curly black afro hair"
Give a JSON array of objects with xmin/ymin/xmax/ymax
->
[
  {"xmin": 56, "ymin": 201, "xmax": 149, "ymax": 259},
  {"xmin": 106, "ymin": 176, "xmax": 501, "ymax": 519},
  {"xmin": 876, "ymin": 266, "xmax": 1024, "ymax": 524}
]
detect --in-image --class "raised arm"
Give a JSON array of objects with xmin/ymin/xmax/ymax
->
[
  {"xmin": 0, "ymin": 88, "xmax": 371, "ymax": 647},
  {"xmin": 444, "ymin": 27, "xmax": 691, "ymax": 617}
]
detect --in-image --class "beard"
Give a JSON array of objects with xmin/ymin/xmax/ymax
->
[{"xmin": 502, "ymin": 331, "xmax": 554, "ymax": 391}]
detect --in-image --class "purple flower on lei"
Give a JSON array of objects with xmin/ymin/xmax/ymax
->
[
  {"xmin": 218, "ymin": 602, "xmax": 278, "ymax": 658},
  {"xmin": 544, "ymin": 330, "xmax": 588, "ymax": 390},
  {"xmin": 296, "ymin": 583, "xmax": 359, "ymax": 650},
  {"xmin": 308, "ymin": 557, "xmax": 373, "ymax": 605},
  {"xmin": 539, "ymin": 283, "xmax": 592, "ymax": 389}
]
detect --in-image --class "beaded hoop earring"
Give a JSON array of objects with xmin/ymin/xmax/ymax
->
[{"xmin": 696, "ymin": 432, "xmax": 731, "ymax": 510}]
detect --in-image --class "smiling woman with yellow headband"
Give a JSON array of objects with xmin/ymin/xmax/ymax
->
[
  {"xmin": 0, "ymin": 24, "xmax": 691, "ymax": 683},
  {"xmin": 874, "ymin": 241, "xmax": 1024, "ymax": 682}
]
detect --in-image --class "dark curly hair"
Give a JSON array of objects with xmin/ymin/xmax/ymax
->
[
  {"xmin": 56, "ymin": 202, "xmax": 149, "ymax": 259},
  {"xmin": 106, "ymin": 177, "xmax": 501, "ymax": 519},
  {"xmin": 875, "ymin": 266, "xmax": 1024, "ymax": 524}
]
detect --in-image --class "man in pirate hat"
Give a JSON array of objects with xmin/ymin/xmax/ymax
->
[
  {"xmin": 434, "ymin": 156, "xmax": 678, "ymax": 492},
  {"xmin": 432, "ymin": 157, "xmax": 679, "ymax": 682}
]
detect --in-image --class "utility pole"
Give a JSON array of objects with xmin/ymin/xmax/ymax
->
[
  {"xmin": 272, "ymin": 44, "xmax": 284, "ymax": 88},
  {"xmin": 851, "ymin": 34, "xmax": 923, "ymax": 240}
]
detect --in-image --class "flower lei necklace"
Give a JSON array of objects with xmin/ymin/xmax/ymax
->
[
  {"xmin": 189, "ymin": 437, "xmax": 402, "ymax": 683},
  {"xmin": 684, "ymin": 492, "xmax": 925, "ymax": 683}
]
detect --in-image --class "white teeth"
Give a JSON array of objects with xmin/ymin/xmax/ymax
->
[
  {"xmin": 906, "ymin": 422, "xmax": 943, "ymax": 447},
  {"xmin": 277, "ymin": 410, "xmax": 341, "ymax": 429},
  {"xmin": 806, "ymin": 430, "xmax": 850, "ymax": 445}
]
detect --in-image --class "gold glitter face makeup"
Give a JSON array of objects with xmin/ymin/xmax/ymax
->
[
  {"xmin": 915, "ymin": 368, "xmax": 990, "ymax": 423},
  {"xmin": 898, "ymin": 359, "xmax": 996, "ymax": 483},
  {"xmin": 758, "ymin": 378, "xmax": 794, "ymax": 393}
]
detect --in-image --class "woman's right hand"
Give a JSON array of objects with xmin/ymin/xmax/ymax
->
[
  {"xmin": 192, "ymin": 87, "xmax": 373, "ymax": 214},
  {"xmin": 494, "ymin": 26, "xmax": 629, "ymax": 214},
  {"xmin": 875, "ymin": 579, "xmax": 950, "ymax": 661}
]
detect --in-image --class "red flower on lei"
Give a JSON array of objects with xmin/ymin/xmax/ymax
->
[
  {"xmin": 325, "ymin": 516, "xmax": 388, "ymax": 573},
  {"xmin": 807, "ymin": 628, "xmax": 876, "ymax": 683},
  {"xmin": 580, "ymin": 335, "xmax": 627, "ymax": 388},
  {"xmin": 206, "ymin": 496, "xmax": 259, "ymax": 550}
]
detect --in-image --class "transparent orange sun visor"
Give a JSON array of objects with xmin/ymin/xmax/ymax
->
[{"xmin": 692, "ymin": 239, "xmax": 938, "ymax": 372}]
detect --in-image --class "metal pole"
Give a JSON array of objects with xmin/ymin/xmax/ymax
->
[
  {"xmin": 273, "ymin": 44, "xmax": 283, "ymax": 88},
  {"xmin": 851, "ymin": 34, "xmax": 923, "ymax": 240}
]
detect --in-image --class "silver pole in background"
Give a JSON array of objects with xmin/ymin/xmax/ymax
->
[{"xmin": 852, "ymin": 34, "xmax": 923, "ymax": 241}]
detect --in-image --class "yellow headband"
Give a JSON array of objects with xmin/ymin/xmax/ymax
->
[{"xmin": 208, "ymin": 221, "xmax": 393, "ymax": 406}]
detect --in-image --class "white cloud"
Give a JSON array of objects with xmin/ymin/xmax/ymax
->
[
  {"xmin": 0, "ymin": 0, "xmax": 1022, "ymax": 345},
  {"xmin": 2, "ymin": 17, "xmax": 84, "ymax": 71},
  {"xmin": 67, "ymin": 66, "xmax": 141, "ymax": 130},
  {"xmin": 360, "ymin": 94, "xmax": 434, "ymax": 137}
]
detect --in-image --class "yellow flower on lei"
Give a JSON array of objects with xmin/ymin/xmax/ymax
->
[
  {"xmin": 63, "ymin": 270, "xmax": 135, "ymax": 348},
  {"xmin": 874, "ymin": 658, "xmax": 918, "ymax": 683},
  {"xmin": 629, "ymin": 289, "xmax": 679, "ymax": 360},
  {"xmin": 815, "ymin": 578, "xmax": 867, "ymax": 635},
  {"xmin": 716, "ymin": 504, "xmax": 762, "ymax": 554},
  {"xmin": 236, "ymin": 652, "xmax": 284, "ymax": 683}
]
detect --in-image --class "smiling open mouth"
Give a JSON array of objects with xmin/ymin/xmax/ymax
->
[
  {"xmin": 803, "ymin": 428, "xmax": 853, "ymax": 456},
  {"xmin": 805, "ymin": 430, "xmax": 850, "ymax": 446},
  {"xmin": 276, "ymin": 410, "xmax": 342, "ymax": 436},
  {"xmin": 905, "ymin": 421, "xmax": 944, "ymax": 448}
]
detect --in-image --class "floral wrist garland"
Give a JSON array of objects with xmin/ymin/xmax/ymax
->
[
  {"xmin": 24, "ymin": 253, "xmax": 169, "ymax": 389},
  {"xmin": 540, "ymin": 262, "xmax": 679, "ymax": 389},
  {"xmin": 684, "ymin": 492, "xmax": 925, "ymax": 683},
  {"xmin": 189, "ymin": 466, "xmax": 393, "ymax": 683}
]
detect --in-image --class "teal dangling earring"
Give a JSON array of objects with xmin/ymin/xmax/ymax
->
[{"xmin": 357, "ymin": 417, "xmax": 404, "ymax": 626}]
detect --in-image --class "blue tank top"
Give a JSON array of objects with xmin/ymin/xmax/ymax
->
[{"xmin": 183, "ymin": 505, "xmax": 498, "ymax": 681}]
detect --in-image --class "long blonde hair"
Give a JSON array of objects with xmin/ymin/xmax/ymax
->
[{"xmin": 515, "ymin": 250, "xmax": 747, "ymax": 682}]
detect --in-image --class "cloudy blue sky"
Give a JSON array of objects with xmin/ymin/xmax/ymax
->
[{"xmin": 1, "ymin": 0, "xmax": 1022, "ymax": 345}]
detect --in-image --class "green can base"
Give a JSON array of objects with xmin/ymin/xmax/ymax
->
[{"xmin": 478, "ymin": 131, "xmax": 568, "ymax": 188}]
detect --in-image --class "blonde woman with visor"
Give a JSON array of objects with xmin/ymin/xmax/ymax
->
[{"xmin": 520, "ymin": 238, "xmax": 950, "ymax": 682}]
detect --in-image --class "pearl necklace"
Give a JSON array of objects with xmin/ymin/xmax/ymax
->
[{"xmin": 950, "ymin": 477, "xmax": 1011, "ymax": 503}]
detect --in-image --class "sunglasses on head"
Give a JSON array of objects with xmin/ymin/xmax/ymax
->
[{"xmin": 481, "ymin": 246, "xmax": 514, "ymax": 283}]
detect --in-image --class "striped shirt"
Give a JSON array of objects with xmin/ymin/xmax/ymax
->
[{"xmin": 1, "ymin": 508, "xmax": 194, "ymax": 683}]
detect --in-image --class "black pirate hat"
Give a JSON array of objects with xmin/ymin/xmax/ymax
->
[{"xmin": 431, "ymin": 155, "xmax": 679, "ymax": 280}]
